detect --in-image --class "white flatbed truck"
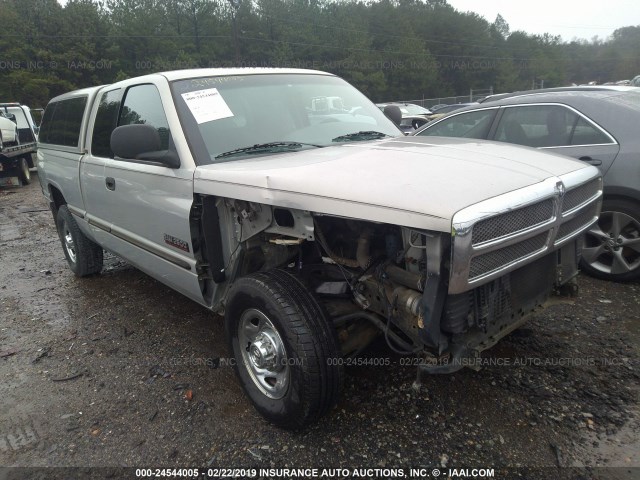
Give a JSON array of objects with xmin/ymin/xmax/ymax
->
[{"xmin": 0, "ymin": 103, "xmax": 39, "ymax": 187}]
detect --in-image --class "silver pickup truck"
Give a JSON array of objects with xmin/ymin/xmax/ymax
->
[{"xmin": 37, "ymin": 68, "xmax": 602, "ymax": 428}]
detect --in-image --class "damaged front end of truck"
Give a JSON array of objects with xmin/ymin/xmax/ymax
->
[{"xmin": 192, "ymin": 166, "xmax": 602, "ymax": 381}]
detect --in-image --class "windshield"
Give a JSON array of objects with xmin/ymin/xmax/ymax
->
[{"xmin": 172, "ymin": 73, "xmax": 401, "ymax": 164}]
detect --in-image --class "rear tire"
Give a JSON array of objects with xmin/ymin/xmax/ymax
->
[
  {"xmin": 56, "ymin": 205, "xmax": 103, "ymax": 276},
  {"xmin": 580, "ymin": 198, "xmax": 640, "ymax": 281},
  {"xmin": 18, "ymin": 157, "xmax": 31, "ymax": 185},
  {"xmin": 225, "ymin": 269, "xmax": 343, "ymax": 429}
]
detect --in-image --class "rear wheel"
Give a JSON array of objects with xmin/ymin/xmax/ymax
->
[
  {"xmin": 18, "ymin": 157, "xmax": 31, "ymax": 185},
  {"xmin": 225, "ymin": 269, "xmax": 343, "ymax": 429},
  {"xmin": 56, "ymin": 205, "xmax": 103, "ymax": 276},
  {"xmin": 580, "ymin": 199, "xmax": 640, "ymax": 281}
]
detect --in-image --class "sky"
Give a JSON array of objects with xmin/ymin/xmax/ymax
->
[{"xmin": 445, "ymin": 0, "xmax": 640, "ymax": 42}]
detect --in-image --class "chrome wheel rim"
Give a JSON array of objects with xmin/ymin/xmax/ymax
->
[
  {"xmin": 583, "ymin": 210, "xmax": 640, "ymax": 275},
  {"xmin": 63, "ymin": 223, "xmax": 77, "ymax": 264},
  {"xmin": 238, "ymin": 308, "xmax": 289, "ymax": 399}
]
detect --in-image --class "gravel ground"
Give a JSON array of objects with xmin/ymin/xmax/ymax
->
[{"xmin": 0, "ymin": 174, "xmax": 638, "ymax": 480}]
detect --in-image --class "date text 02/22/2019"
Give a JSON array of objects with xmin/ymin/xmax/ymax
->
[{"xmin": 134, "ymin": 467, "xmax": 497, "ymax": 478}]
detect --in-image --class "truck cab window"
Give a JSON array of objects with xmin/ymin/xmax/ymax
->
[
  {"xmin": 119, "ymin": 84, "xmax": 171, "ymax": 151},
  {"xmin": 91, "ymin": 88, "xmax": 122, "ymax": 158},
  {"xmin": 39, "ymin": 97, "xmax": 87, "ymax": 147},
  {"xmin": 38, "ymin": 102, "xmax": 57, "ymax": 144}
]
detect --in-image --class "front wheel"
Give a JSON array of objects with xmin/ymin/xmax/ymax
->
[
  {"xmin": 225, "ymin": 269, "xmax": 343, "ymax": 429},
  {"xmin": 580, "ymin": 199, "xmax": 640, "ymax": 281},
  {"xmin": 56, "ymin": 205, "xmax": 104, "ymax": 277}
]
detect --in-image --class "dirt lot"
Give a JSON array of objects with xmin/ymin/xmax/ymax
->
[{"xmin": 1, "ymin": 174, "xmax": 639, "ymax": 479}]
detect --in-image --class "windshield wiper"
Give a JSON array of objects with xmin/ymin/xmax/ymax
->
[
  {"xmin": 215, "ymin": 141, "xmax": 322, "ymax": 159},
  {"xmin": 331, "ymin": 131, "xmax": 392, "ymax": 142}
]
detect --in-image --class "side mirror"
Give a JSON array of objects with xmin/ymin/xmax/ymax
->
[
  {"xmin": 110, "ymin": 124, "xmax": 180, "ymax": 168},
  {"xmin": 6, "ymin": 113, "xmax": 17, "ymax": 123},
  {"xmin": 383, "ymin": 105, "xmax": 402, "ymax": 126}
]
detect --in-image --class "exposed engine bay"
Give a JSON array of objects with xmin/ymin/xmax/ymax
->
[{"xmin": 194, "ymin": 199, "xmax": 580, "ymax": 372}]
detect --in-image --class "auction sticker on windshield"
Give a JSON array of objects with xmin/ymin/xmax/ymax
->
[{"xmin": 181, "ymin": 88, "xmax": 233, "ymax": 124}]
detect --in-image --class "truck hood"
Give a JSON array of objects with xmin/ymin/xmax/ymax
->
[{"xmin": 194, "ymin": 136, "xmax": 589, "ymax": 232}]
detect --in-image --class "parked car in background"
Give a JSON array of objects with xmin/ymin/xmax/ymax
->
[
  {"xmin": 413, "ymin": 87, "xmax": 640, "ymax": 281},
  {"xmin": 401, "ymin": 103, "xmax": 432, "ymax": 118},
  {"xmin": 427, "ymin": 102, "xmax": 478, "ymax": 121},
  {"xmin": 1, "ymin": 103, "xmax": 40, "ymax": 142},
  {"xmin": 477, "ymin": 85, "xmax": 636, "ymax": 105},
  {"xmin": 376, "ymin": 102, "xmax": 432, "ymax": 131},
  {"xmin": 0, "ymin": 111, "xmax": 19, "ymax": 148},
  {"xmin": 0, "ymin": 104, "xmax": 39, "ymax": 187},
  {"xmin": 428, "ymin": 104, "xmax": 449, "ymax": 112},
  {"xmin": 632, "ymin": 75, "xmax": 640, "ymax": 87}
]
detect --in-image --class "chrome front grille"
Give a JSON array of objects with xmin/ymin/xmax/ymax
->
[
  {"xmin": 450, "ymin": 170, "xmax": 602, "ymax": 294},
  {"xmin": 556, "ymin": 201, "xmax": 600, "ymax": 243},
  {"xmin": 469, "ymin": 232, "xmax": 549, "ymax": 279},
  {"xmin": 562, "ymin": 178, "xmax": 601, "ymax": 213},
  {"xmin": 472, "ymin": 199, "xmax": 554, "ymax": 245}
]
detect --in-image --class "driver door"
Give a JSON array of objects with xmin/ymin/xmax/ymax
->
[{"xmin": 83, "ymin": 82, "xmax": 205, "ymax": 305}]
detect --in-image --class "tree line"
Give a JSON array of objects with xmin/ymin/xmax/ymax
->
[{"xmin": 0, "ymin": 0, "xmax": 638, "ymax": 108}]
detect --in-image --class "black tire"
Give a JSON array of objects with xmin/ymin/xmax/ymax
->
[
  {"xmin": 224, "ymin": 269, "xmax": 343, "ymax": 429},
  {"xmin": 56, "ymin": 205, "xmax": 104, "ymax": 277},
  {"xmin": 580, "ymin": 198, "xmax": 640, "ymax": 281},
  {"xmin": 18, "ymin": 157, "xmax": 31, "ymax": 185}
]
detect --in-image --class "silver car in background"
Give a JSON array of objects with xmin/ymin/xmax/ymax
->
[{"xmin": 413, "ymin": 87, "xmax": 640, "ymax": 281}]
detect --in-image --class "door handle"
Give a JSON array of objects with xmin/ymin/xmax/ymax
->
[
  {"xmin": 105, "ymin": 177, "xmax": 116, "ymax": 190},
  {"xmin": 579, "ymin": 156, "xmax": 602, "ymax": 166}
]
